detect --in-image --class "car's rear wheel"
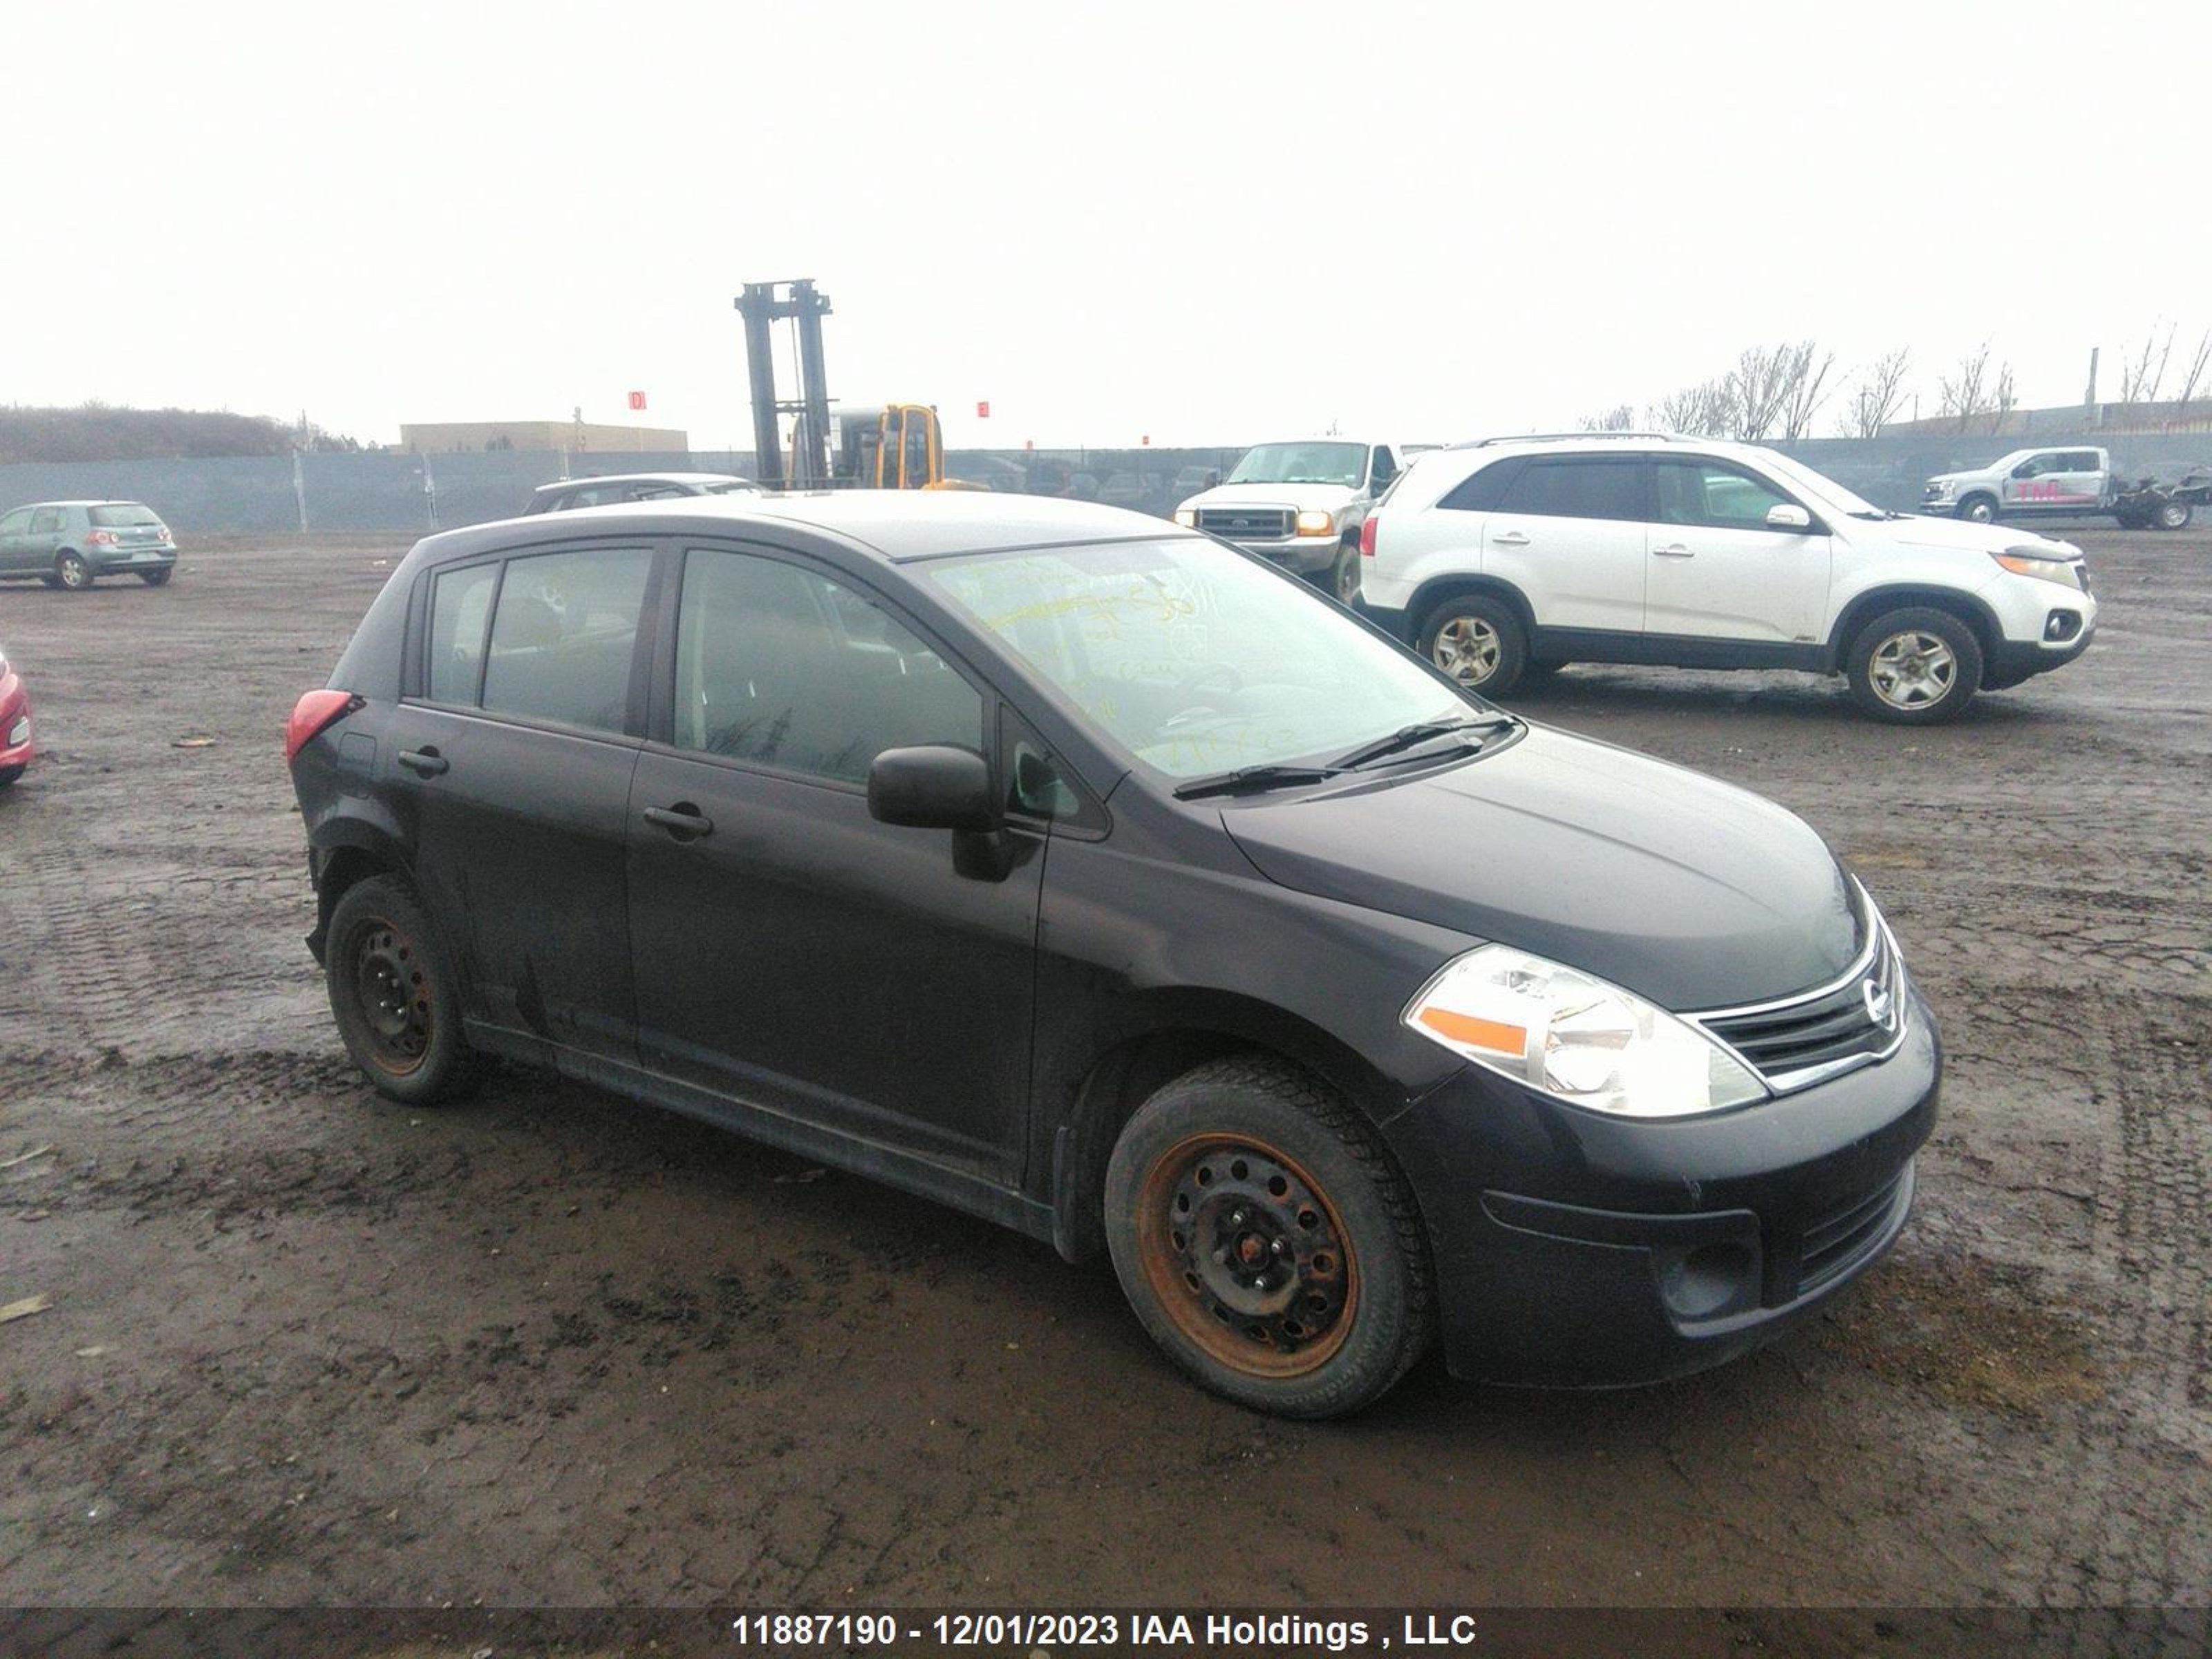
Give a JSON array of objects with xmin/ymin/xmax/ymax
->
[
  {"xmin": 1104, "ymin": 1055, "xmax": 1432, "ymax": 1418},
  {"xmin": 1846, "ymin": 607, "xmax": 1984, "ymax": 724},
  {"xmin": 1418, "ymin": 594, "xmax": 1526, "ymax": 696},
  {"xmin": 140, "ymin": 567, "xmax": 174, "ymax": 586},
  {"xmin": 2156, "ymin": 500, "xmax": 2193, "ymax": 531},
  {"xmin": 325, "ymin": 875, "xmax": 478, "ymax": 1105},
  {"xmin": 55, "ymin": 552, "xmax": 93, "ymax": 590},
  {"xmin": 1329, "ymin": 542, "xmax": 1362, "ymax": 606}
]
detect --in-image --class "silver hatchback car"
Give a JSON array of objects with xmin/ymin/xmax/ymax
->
[{"xmin": 0, "ymin": 500, "xmax": 178, "ymax": 589}]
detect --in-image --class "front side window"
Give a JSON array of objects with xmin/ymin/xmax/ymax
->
[
  {"xmin": 930, "ymin": 538, "xmax": 1466, "ymax": 780},
  {"xmin": 673, "ymin": 549, "xmax": 982, "ymax": 785},
  {"xmin": 1654, "ymin": 460, "xmax": 1795, "ymax": 529},
  {"xmin": 1497, "ymin": 458, "xmax": 1646, "ymax": 523},
  {"xmin": 427, "ymin": 561, "xmax": 498, "ymax": 705},
  {"xmin": 0, "ymin": 509, "xmax": 30, "ymax": 536},
  {"xmin": 1225, "ymin": 442, "xmax": 1367, "ymax": 488},
  {"xmin": 480, "ymin": 546, "xmax": 653, "ymax": 733}
]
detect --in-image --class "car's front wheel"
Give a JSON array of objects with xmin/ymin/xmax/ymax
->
[
  {"xmin": 1329, "ymin": 542, "xmax": 1362, "ymax": 606},
  {"xmin": 1958, "ymin": 494, "xmax": 1998, "ymax": 524},
  {"xmin": 1846, "ymin": 607, "xmax": 1984, "ymax": 724},
  {"xmin": 1418, "ymin": 593, "xmax": 1526, "ymax": 696},
  {"xmin": 1103, "ymin": 1055, "xmax": 1432, "ymax": 1418},
  {"xmin": 0, "ymin": 765, "xmax": 22, "ymax": 788},
  {"xmin": 325, "ymin": 874, "xmax": 478, "ymax": 1105},
  {"xmin": 2156, "ymin": 499, "xmax": 2193, "ymax": 532}
]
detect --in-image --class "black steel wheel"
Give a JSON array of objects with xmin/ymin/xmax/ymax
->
[
  {"xmin": 140, "ymin": 567, "xmax": 174, "ymax": 586},
  {"xmin": 1105, "ymin": 1055, "xmax": 1431, "ymax": 1418},
  {"xmin": 325, "ymin": 874, "xmax": 478, "ymax": 1105}
]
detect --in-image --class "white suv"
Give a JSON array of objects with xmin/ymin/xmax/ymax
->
[{"xmin": 1356, "ymin": 435, "xmax": 2098, "ymax": 723}]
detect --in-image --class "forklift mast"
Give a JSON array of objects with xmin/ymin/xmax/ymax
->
[{"xmin": 733, "ymin": 279, "xmax": 834, "ymax": 489}]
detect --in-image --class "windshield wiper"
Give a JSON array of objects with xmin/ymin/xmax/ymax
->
[
  {"xmin": 1328, "ymin": 714, "xmax": 1516, "ymax": 771},
  {"xmin": 1173, "ymin": 763, "xmax": 1342, "ymax": 800}
]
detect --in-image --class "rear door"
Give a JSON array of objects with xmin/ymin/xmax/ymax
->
[
  {"xmin": 1645, "ymin": 456, "xmax": 1833, "ymax": 643},
  {"xmin": 1480, "ymin": 456, "xmax": 1649, "ymax": 633},
  {"xmin": 624, "ymin": 541, "xmax": 1042, "ymax": 1181},
  {"xmin": 2044, "ymin": 449, "xmax": 2106, "ymax": 509},
  {"xmin": 381, "ymin": 538, "xmax": 659, "ymax": 1062},
  {"xmin": 0, "ymin": 509, "xmax": 32, "ymax": 574}
]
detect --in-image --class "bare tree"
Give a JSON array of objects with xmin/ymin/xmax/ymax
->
[
  {"xmin": 2173, "ymin": 331, "xmax": 2212, "ymax": 413},
  {"xmin": 1778, "ymin": 342, "xmax": 1837, "ymax": 441},
  {"xmin": 1724, "ymin": 345, "xmax": 1799, "ymax": 441},
  {"xmin": 2119, "ymin": 324, "xmax": 2176, "ymax": 404},
  {"xmin": 1838, "ymin": 348, "xmax": 1913, "ymax": 438},
  {"xmin": 1648, "ymin": 377, "xmax": 1737, "ymax": 437},
  {"xmin": 1577, "ymin": 403, "xmax": 1635, "ymax": 432},
  {"xmin": 1989, "ymin": 362, "xmax": 2017, "ymax": 434},
  {"xmin": 1938, "ymin": 342, "xmax": 1993, "ymax": 434}
]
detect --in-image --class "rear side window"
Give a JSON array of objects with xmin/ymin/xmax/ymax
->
[
  {"xmin": 1437, "ymin": 457, "xmax": 1523, "ymax": 512},
  {"xmin": 673, "ymin": 548, "xmax": 982, "ymax": 785},
  {"xmin": 427, "ymin": 562, "xmax": 498, "ymax": 705},
  {"xmin": 1497, "ymin": 458, "xmax": 1647, "ymax": 522},
  {"xmin": 2059, "ymin": 451, "xmax": 2101, "ymax": 471},
  {"xmin": 89, "ymin": 504, "xmax": 162, "ymax": 527},
  {"xmin": 479, "ymin": 547, "xmax": 653, "ymax": 733}
]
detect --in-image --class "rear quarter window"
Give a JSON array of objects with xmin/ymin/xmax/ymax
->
[{"xmin": 1437, "ymin": 457, "xmax": 1524, "ymax": 512}]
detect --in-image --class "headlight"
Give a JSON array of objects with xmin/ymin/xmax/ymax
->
[
  {"xmin": 1993, "ymin": 549, "xmax": 2083, "ymax": 589},
  {"xmin": 6, "ymin": 717, "xmax": 26, "ymax": 747},
  {"xmin": 1405, "ymin": 944, "xmax": 1765, "ymax": 1118},
  {"xmin": 1295, "ymin": 508, "xmax": 1336, "ymax": 536},
  {"xmin": 1173, "ymin": 508, "xmax": 1197, "ymax": 528}
]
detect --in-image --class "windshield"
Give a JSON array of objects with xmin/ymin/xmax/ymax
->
[
  {"xmin": 1753, "ymin": 451, "xmax": 1890, "ymax": 518},
  {"xmin": 88, "ymin": 504, "xmax": 163, "ymax": 527},
  {"xmin": 929, "ymin": 538, "xmax": 1471, "ymax": 780},
  {"xmin": 1225, "ymin": 442, "xmax": 1366, "ymax": 489}
]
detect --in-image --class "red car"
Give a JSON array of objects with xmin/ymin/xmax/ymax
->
[{"xmin": 0, "ymin": 644, "xmax": 32, "ymax": 786}]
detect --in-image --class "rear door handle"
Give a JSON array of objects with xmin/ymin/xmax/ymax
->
[
  {"xmin": 1491, "ymin": 530, "xmax": 1530, "ymax": 547},
  {"xmin": 1652, "ymin": 543, "xmax": 1695, "ymax": 559},
  {"xmin": 642, "ymin": 803, "xmax": 714, "ymax": 840},
  {"xmin": 397, "ymin": 747, "xmax": 449, "ymax": 776}
]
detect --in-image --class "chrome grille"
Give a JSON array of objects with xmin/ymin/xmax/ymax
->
[
  {"xmin": 1196, "ymin": 507, "xmax": 1293, "ymax": 540},
  {"xmin": 1692, "ymin": 909, "xmax": 1905, "ymax": 1093}
]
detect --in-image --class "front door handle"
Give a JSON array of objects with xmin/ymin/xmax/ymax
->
[
  {"xmin": 1652, "ymin": 543, "xmax": 1695, "ymax": 559},
  {"xmin": 1491, "ymin": 530, "xmax": 1531, "ymax": 547},
  {"xmin": 642, "ymin": 803, "xmax": 714, "ymax": 841},
  {"xmin": 397, "ymin": 747, "xmax": 449, "ymax": 776}
]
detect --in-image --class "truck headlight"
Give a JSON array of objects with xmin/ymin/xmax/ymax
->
[
  {"xmin": 1173, "ymin": 508, "xmax": 1197, "ymax": 528},
  {"xmin": 1994, "ymin": 550, "xmax": 2084, "ymax": 589},
  {"xmin": 1295, "ymin": 509, "xmax": 1336, "ymax": 536},
  {"xmin": 1405, "ymin": 945, "xmax": 1766, "ymax": 1118},
  {"xmin": 1924, "ymin": 480, "xmax": 1953, "ymax": 498}
]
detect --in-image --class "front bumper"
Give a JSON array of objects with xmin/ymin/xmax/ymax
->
[
  {"xmin": 1988, "ymin": 621, "xmax": 2094, "ymax": 682},
  {"xmin": 0, "ymin": 688, "xmax": 31, "ymax": 774},
  {"xmin": 1228, "ymin": 536, "xmax": 1340, "ymax": 577},
  {"xmin": 1380, "ymin": 987, "xmax": 1940, "ymax": 1387}
]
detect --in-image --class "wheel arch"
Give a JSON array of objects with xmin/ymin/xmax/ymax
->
[
  {"xmin": 1404, "ymin": 572, "xmax": 1537, "ymax": 642},
  {"xmin": 1826, "ymin": 584, "xmax": 2004, "ymax": 673},
  {"xmin": 306, "ymin": 818, "xmax": 414, "ymax": 962},
  {"xmin": 1043, "ymin": 991, "xmax": 1410, "ymax": 1264}
]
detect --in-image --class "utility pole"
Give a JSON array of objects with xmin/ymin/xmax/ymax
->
[{"xmin": 2085, "ymin": 346, "xmax": 2100, "ymax": 420}]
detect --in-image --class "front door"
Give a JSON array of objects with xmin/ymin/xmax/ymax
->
[
  {"xmin": 626, "ymin": 543, "xmax": 1042, "ymax": 1181},
  {"xmin": 1644, "ymin": 457, "xmax": 1833, "ymax": 644},
  {"xmin": 384, "ymin": 541, "xmax": 656, "ymax": 1060}
]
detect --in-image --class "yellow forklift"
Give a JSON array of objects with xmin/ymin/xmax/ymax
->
[{"xmin": 735, "ymin": 280, "xmax": 980, "ymax": 491}]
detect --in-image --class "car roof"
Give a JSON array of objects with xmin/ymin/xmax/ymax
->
[
  {"xmin": 10, "ymin": 499, "xmax": 147, "ymax": 509},
  {"xmin": 1443, "ymin": 433, "xmax": 1764, "ymax": 461},
  {"xmin": 530, "ymin": 472, "xmax": 752, "ymax": 494},
  {"xmin": 421, "ymin": 489, "xmax": 1189, "ymax": 566}
]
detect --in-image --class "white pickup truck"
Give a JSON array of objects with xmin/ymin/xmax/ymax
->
[
  {"xmin": 1922, "ymin": 446, "xmax": 2198, "ymax": 531},
  {"xmin": 1174, "ymin": 438, "xmax": 1408, "ymax": 605}
]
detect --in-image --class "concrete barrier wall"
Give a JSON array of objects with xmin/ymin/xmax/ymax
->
[{"xmin": 4, "ymin": 433, "xmax": 2208, "ymax": 535}]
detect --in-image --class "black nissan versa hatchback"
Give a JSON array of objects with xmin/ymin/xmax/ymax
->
[{"xmin": 286, "ymin": 492, "xmax": 1938, "ymax": 1417}]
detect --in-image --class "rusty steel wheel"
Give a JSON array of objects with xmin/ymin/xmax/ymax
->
[
  {"xmin": 324, "ymin": 874, "xmax": 480, "ymax": 1106},
  {"xmin": 1135, "ymin": 1134, "xmax": 1359, "ymax": 1378},
  {"xmin": 348, "ymin": 919, "xmax": 433, "ymax": 1076},
  {"xmin": 1104, "ymin": 1054, "xmax": 1432, "ymax": 1418}
]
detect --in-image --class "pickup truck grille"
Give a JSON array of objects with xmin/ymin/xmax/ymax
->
[
  {"xmin": 1196, "ymin": 507, "xmax": 1293, "ymax": 540},
  {"xmin": 1695, "ymin": 922, "xmax": 1904, "ymax": 1091}
]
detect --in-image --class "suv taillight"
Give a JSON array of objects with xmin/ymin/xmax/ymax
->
[
  {"xmin": 286, "ymin": 689, "xmax": 360, "ymax": 762},
  {"xmin": 1360, "ymin": 514, "xmax": 1380, "ymax": 558}
]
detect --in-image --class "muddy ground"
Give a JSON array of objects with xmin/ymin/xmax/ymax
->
[{"xmin": 0, "ymin": 527, "xmax": 2206, "ymax": 1631}]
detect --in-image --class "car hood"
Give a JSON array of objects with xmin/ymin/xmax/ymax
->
[
  {"xmin": 1179, "ymin": 481, "xmax": 1360, "ymax": 513},
  {"xmin": 1220, "ymin": 725, "xmax": 1862, "ymax": 1011},
  {"xmin": 1877, "ymin": 513, "xmax": 2079, "ymax": 558}
]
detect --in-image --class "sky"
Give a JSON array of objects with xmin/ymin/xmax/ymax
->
[{"xmin": 7, "ymin": 0, "xmax": 2210, "ymax": 453}]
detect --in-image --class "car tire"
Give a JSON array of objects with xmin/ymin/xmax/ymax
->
[
  {"xmin": 1846, "ymin": 607, "xmax": 1984, "ymax": 724},
  {"xmin": 1418, "ymin": 593, "xmax": 1526, "ymax": 697},
  {"xmin": 140, "ymin": 568, "xmax": 174, "ymax": 586},
  {"xmin": 1958, "ymin": 494, "xmax": 1998, "ymax": 524},
  {"xmin": 1103, "ymin": 1053, "xmax": 1432, "ymax": 1418},
  {"xmin": 2155, "ymin": 500, "xmax": 2192, "ymax": 532},
  {"xmin": 1329, "ymin": 542, "xmax": 1362, "ymax": 606},
  {"xmin": 0, "ymin": 764, "xmax": 22, "ymax": 787},
  {"xmin": 55, "ymin": 552, "xmax": 94, "ymax": 590},
  {"xmin": 325, "ymin": 874, "xmax": 480, "ymax": 1106}
]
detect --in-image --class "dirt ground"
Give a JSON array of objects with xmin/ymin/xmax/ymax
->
[{"xmin": 0, "ymin": 526, "xmax": 2206, "ymax": 1629}]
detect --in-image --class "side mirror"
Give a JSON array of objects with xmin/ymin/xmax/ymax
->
[
  {"xmin": 1765, "ymin": 503, "xmax": 1813, "ymax": 532},
  {"xmin": 868, "ymin": 744, "xmax": 1000, "ymax": 832}
]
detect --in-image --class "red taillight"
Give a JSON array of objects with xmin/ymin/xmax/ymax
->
[
  {"xmin": 1360, "ymin": 514, "xmax": 1380, "ymax": 558},
  {"xmin": 286, "ymin": 689, "xmax": 359, "ymax": 762},
  {"xmin": 86, "ymin": 529, "xmax": 118, "ymax": 546}
]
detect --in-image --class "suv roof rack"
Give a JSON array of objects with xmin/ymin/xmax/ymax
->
[{"xmin": 1455, "ymin": 431, "xmax": 1686, "ymax": 449}]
